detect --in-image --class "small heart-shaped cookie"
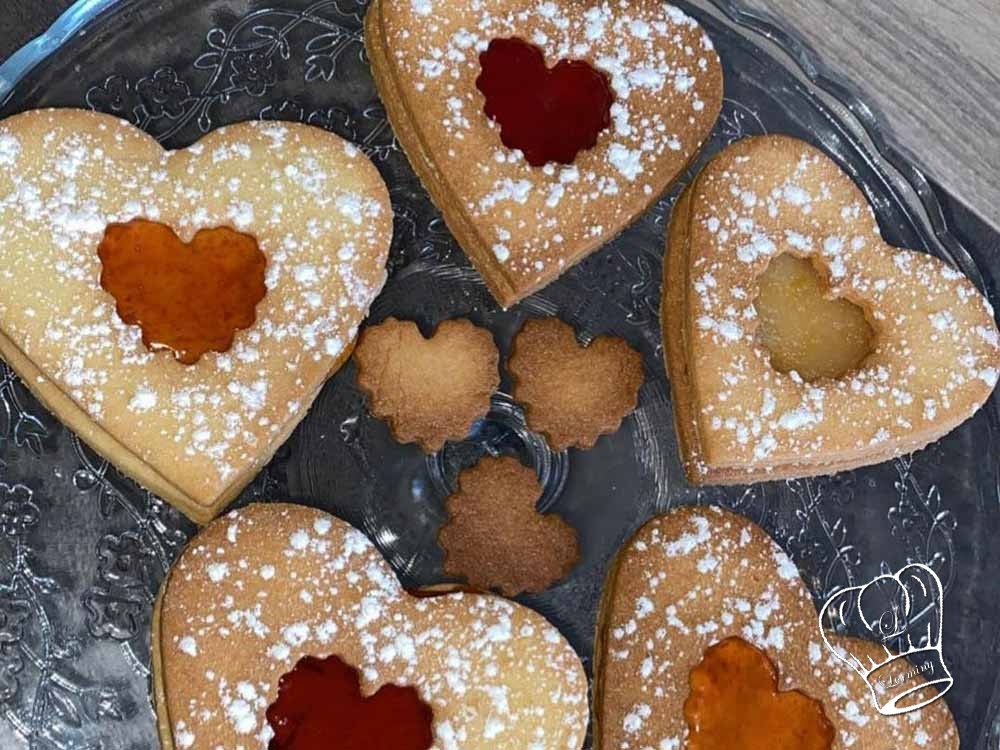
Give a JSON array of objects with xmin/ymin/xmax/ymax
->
[
  {"xmin": 595, "ymin": 506, "xmax": 959, "ymax": 749},
  {"xmin": 353, "ymin": 317, "xmax": 500, "ymax": 452},
  {"xmin": 154, "ymin": 503, "xmax": 588, "ymax": 750},
  {"xmin": 438, "ymin": 455, "xmax": 580, "ymax": 595},
  {"xmin": 664, "ymin": 135, "xmax": 1000, "ymax": 484},
  {"xmin": 366, "ymin": 0, "xmax": 723, "ymax": 307},
  {"xmin": 508, "ymin": 317, "xmax": 644, "ymax": 450},
  {"xmin": 0, "ymin": 109, "xmax": 392, "ymax": 523}
]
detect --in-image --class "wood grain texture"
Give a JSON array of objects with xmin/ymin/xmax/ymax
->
[
  {"xmin": 740, "ymin": 0, "xmax": 1000, "ymax": 229},
  {"xmin": 1, "ymin": 0, "xmax": 999, "ymax": 227}
]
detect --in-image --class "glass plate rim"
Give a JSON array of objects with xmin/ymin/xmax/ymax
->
[
  {"xmin": 0, "ymin": 0, "xmax": 981, "ymax": 273},
  {"xmin": 0, "ymin": 0, "xmax": 998, "ymax": 746}
]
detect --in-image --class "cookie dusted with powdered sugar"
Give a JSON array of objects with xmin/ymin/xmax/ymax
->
[
  {"xmin": 594, "ymin": 506, "xmax": 958, "ymax": 749},
  {"xmin": 0, "ymin": 110, "xmax": 392, "ymax": 522},
  {"xmin": 366, "ymin": 0, "xmax": 722, "ymax": 307},
  {"xmin": 154, "ymin": 503, "xmax": 588, "ymax": 750},
  {"xmin": 663, "ymin": 135, "xmax": 1000, "ymax": 484}
]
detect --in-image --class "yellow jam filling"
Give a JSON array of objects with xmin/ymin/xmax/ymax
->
[{"xmin": 755, "ymin": 254, "xmax": 874, "ymax": 381}]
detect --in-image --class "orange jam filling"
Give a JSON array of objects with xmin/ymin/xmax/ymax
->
[
  {"xmin": 755, "ymin": 253, "xmax": 874, "ymax": 381},
  {"xmin": 684, "ymin": 637, "xmax": 835, "ymax": 750},
  {"xmin": 97, "ymin": 219, "xmax": 267, "ymax": 365}
]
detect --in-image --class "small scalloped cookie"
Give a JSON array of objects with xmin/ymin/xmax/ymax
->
[
  {"xmin": 154, "ymin": 503, "xmax": 588, "ymax": 750},
  {"xmin": 0, "ymin": 109, "xmax": 392, "ymax": 523},
  {"xmin": 438, "ymin": 455, "xmax": 580, "ymax": 595},
  {"xmin": 508, "ymin": 317, "xmax": 645, "ymax": 450},
  {"xmin": 664, "ymin": 135, "xmax": 1000, "ymax": 485},
  {"xmin": 353, "ymin": 317, "xmax": 500, "ymax": 452},
  {"xmin": 594, "ymin": 506, "xmax": 959, "ymax": 750},
  {"xmin": 366, "ymin": 0, "xmax": 723, "ymax": 307}
]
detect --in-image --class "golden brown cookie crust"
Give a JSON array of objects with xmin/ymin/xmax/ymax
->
[
  {"xmin": 594, "ymin": 506, "xmax": 959, "ymax": 750},
  {"xmin": 0, "ymin": 109, "xmax": 392, "ymax": 523},
  {"xmin": 663, "ymin": 135, "xmax": 1000, "ymax": 485},
  {"xmin": 353, "ymin": 317, "xmax": 500, "ymax": 452},
  {"xmin": 154, "ymin": 503, "xmax": 588, "ymax": 750},
  {"xmin": 509, "ymin": 317, "xmax": 644, "ymax": 450},
  {"xmin": 438, "ymin": 455, "xmax": 580, "ymax": 595},
  {"xmin": 151, "ymin": 590, "xmax": 176, "ymax": 750},
  {"xmin": 365, "ymin": 0, "xmax": 723, "ymax": 308}
]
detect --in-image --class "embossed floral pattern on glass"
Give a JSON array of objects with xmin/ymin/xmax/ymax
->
[{"xmin": 0, "ymin": 1, "xmax": 997, "ymax": 748}]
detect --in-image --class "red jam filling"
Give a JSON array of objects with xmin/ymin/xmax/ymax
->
[
  {"xmin": 265, "ymin": 654, "xmax": 434, "ymax": 750},
  {"xmin": 476, "ymin": 37, "xmax": 614, "ymax": 167}
]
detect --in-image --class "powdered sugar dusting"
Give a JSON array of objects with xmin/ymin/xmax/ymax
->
[
  {"xmin": 159, "ymin": 504, "xmax": 587, "ymax": 750},
  {"xmin": 0, "ymin": 111, "xmax": 392, "ymax": 503},
  {"xmin": 383, "ymin": 0, "xmax": 720, "ymax": 294}
]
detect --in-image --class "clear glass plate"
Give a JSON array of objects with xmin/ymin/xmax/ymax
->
[{"xmin": 0, "ymin": 1, "xmax": 997, "ymax": 748}]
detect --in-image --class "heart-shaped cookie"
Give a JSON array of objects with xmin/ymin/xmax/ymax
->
[
  {"xmin": 153, "ymin": 503, "xmax": 588, "ymax": 750},
  {"xmin": 508, "ymin": 317, "xmax": 645, "ymax": 450},
  {"xmin": 366, "ymin": 0, "xmax": 723, "ymax": 308},
  {"xmin": 594, "ymin": 506, "xmax": 959, "ymax": 749},
  {"xmin": 353, "ymin": 317, "xmax": 500, "ymax": 452},
  {"xmin": 664, "ymin": 135, "xmax": 1000, "ymax": 484},
  {"xmin": 0, "ymin": 109, "xmax": 392, "ymax": 523},
  {"xmin": 438, "ymin": 455, "xmax": 580, "ymax": 595}
]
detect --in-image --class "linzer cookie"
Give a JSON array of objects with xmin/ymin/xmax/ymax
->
[
  {"xmin": 438, "ymin": 455, "xmax": 580, "ymax": 595},
  {"xmin": 664, "ymin": 135, "xmax": 1000, "ymax": 485},
  {"xmin": 0, "ymin": 109, "xmax": 392, "ymax": 523},
  {"xmin": 508, "ymin": 317, "xmax": 644, "ymax": 450},
  {"xmin": 153, "ymin": 503, "xmax": 588, "ymax": 750},
  {"xmin": 594, "ymin": 506, "xmax": 959, "ymax": 749},
  {"xmin": 366, "ymin": 0, "xmax": 723, "ymax": 307},
  {"xmin": 353, "ymin": 317, "xmax": 500, "ymax": 452}
]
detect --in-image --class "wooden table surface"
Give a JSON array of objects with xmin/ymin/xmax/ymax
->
[
  {"xmin": 3, "ymin": 0, "xmax": 1000, "ymax": 229},
  {"xmin": 739, "ymin": 0, "xmax": 1000, "ymax": 231}
]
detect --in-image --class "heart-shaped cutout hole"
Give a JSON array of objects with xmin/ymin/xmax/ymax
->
[
  {"xmin": 684, "ymin": 636, "xmax": 835, "ymax": 750},
  {"xmin": 266, "ymin": 654, "xmax": 434, "ymax": 750},
  {"xmin": 367, "ymin": 0, "xmax": 723, "ymax": 307},
  {"xmin": 98, "ymin": 219, "xmax": 267, "ymax": 365},
  {"xmin": 595, "ymin": 508, "xmax": 961, "ymax": 749},
  {"xmin": 754, "ymin": 253, "xmax": 875, "ymax": 381},
  {"xmin": 476, "ymin": 37, "xmax": 614, "ymax": 167}
]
